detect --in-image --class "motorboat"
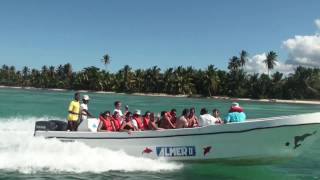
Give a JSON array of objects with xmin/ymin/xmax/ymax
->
[{"xmin": 34, "ymin": 112, "xmax": 320, "ymax": 163}]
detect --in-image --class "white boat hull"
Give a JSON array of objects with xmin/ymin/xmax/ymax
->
[{"xmin": 34, "ymin": 113, "xmax": 320, "ymax": 162}]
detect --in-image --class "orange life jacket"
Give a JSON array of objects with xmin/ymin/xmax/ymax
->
[
  {"xmin": 112, "ymin": 116, "xmax": 121, "ymax": 131},
  {"xmin": 133, "ymin": 116, "xmax": 144, "ymax": 130},
  {"xmin": 143, "ymin": 117, "xmax": 150, "ymax": 130},
  {"xmin": 99, "ymin": 115, "xmax": 114, "ymax": 131}
]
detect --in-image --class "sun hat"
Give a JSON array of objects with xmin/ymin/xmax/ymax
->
[
  {"xmin": 134, "ymin": 110, "xmax": 141, "ymax": 115},
  {"xmin": 83, "ymin": 95, "xmax": 90, "ymax": 100},
  {"xmin": 231, "ymin": 102, "xmax": 239, "ymax": 107}
]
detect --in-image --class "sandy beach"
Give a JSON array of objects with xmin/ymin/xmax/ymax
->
[{"xmin": 1, "ymin": 85, "xmax": 319, "ymax": 105}]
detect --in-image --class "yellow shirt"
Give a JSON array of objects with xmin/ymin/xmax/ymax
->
[{"xmin": 67, "ymin": 100, "xmax": 80, "ymax": 121}]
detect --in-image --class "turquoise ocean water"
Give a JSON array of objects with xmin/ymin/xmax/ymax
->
[{"xmin": 0, "ymin": 87, "xmax": 320, "ymax": 179}]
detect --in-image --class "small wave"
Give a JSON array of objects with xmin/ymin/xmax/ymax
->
[{"xmin": 0, "ymin": 117, "xmax": 182, "ymax": 173}]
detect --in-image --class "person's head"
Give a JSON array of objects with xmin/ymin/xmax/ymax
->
[
  {"xmin": 74, "ymin": 92, "xmax": 80, "ymax": 101},
  {"xmin": 125, "ymin": 112, "xmax": 132, "ymax": 122},
  {"xmin": 133, "ymin": 110, "xmax": 141, "ymax": 117},
  {"xmin": 113, "ymin": 111, "xmax": 120, "ymax": 118},
  {"xmin": 114, "ymin": 101, "xmax": 122, "ymax": 109},
  {"xmin": 200, "ymin": 108, "xmax": 208, "ymax": 115},
  {"xmin": 150, "ymin": 112, "xmax": 155, "ymax": 121},
  {"xmin": 101, "ymin": 110, "xmax": 110, "ymax": 117},
  {"xmin": 144, "ymin": 111, "xmax": 151, "ymax": 117},
  {"xmin": 182, "ymin": 108, "xmax": 190, "ymax": 117},
  {"xmin": 82, "ymin": 95, "xmax": 90, "ymax": 104},
  {"xmin": 170, "ymin": 109, "xmax": 177, "ymax": 117},
  {"xmin": 161, "ymin": 111, "xmax": 166, "ymax": 117},
  {"xmin": 190, "ymin": 107, "xmax": 195, "ymax": 115},
  {"xmin": 212, "ymin": 109, "xmax": 220, "ymax": 118}
]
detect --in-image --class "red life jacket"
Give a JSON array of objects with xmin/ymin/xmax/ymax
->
[
  {"xmin": 143, "ymin": 117, "xmax": 150, "ymax": 130},
  {"xmin": 99, "ymin": 115, "xmax": 114, "ymax": 131},
  {"xmin": 133, "ymin": 116, "xmax": 144, "ymax": 130},
  {"xmin": 112, "ymin": 117, "xmax": 121, "ymax": 131}
]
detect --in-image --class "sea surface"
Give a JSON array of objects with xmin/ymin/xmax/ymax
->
[{"xmin": 0, "ymin": 87, "xmax": 320, "ymax": 180}]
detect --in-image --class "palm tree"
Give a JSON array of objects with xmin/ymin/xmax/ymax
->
[
  {"xmin": 228, "ymin": 56, "xmax": 241, "ymax": 71},
  {"xmin": 239, "ymin": 50, "xmax": 248, "ymax": 68},
  {"xmin": 263, "ymin": 51, "xmax": 278, "ymax": 76},
  {"xmin": 101, "ymin": 52, "xmax": 111, "ymax": 67}
]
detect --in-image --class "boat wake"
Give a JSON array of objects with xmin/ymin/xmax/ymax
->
[{"xmin": 0, "ymin": 117, "xmax": 182, "ymax": 174}]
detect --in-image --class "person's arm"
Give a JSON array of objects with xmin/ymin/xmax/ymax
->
[
  {"xmin": 184, "ymin": 119, "xmax": 189, "ymax": 128},
  {"xmin": 97, "ymin": 121, "xmax": 105, "ymax": 132},
  {"xmin": 82, "ymin": 109, "xmax": 93, "ymax": 118},
  {"xmin": 165, "ymin": 116, "xmax": 175, "ymax": 129},
  {"xmin": 110, "ymin": 120, "xmax": 116, "ymax": 131},
  {"xmin": 119, "ymin": 121, "xmax": 131, "ymax": 134},
  {"xmin": 68, "ymin": 102, "xmax": 78, "ymax": 115}
]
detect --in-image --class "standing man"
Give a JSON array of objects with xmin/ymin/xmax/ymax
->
[
  {"xmin": 67, "ymin": 92, "xmax": 81, "ymax": 131},
  {"xmin": 80, "ymin": 95, "xmax": 93, "ymax": 121}
]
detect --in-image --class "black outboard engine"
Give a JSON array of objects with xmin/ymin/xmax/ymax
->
[{"xmin": 35, "ymin": 120, "xmax": 68, "ymax": 131}]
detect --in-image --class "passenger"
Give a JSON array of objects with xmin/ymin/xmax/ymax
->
[
  {"xmin": 176, "ymin": 108, "xmax": 190, "ymax": 128},
  {"xmin": 168, "ymin": 109, "xmax": 177, "ymax": 125},
  {"xmin": 67, "ymin": 92, "xmax": 81, "ymax": 131},
  {"xmin": 188, "ymin": 107, "xmax": 199, "ymax": 127},
  {"xmin": 148, "ymin": 112, "xmax": 163, "ymax": 130},
  {"xmin": 143, "ymin": 111, "xmax": 151, "ymax": 130},
  {"xmin": 111, "ymin": 111, "xmax": 121, "ymax": 131},
  {"xmin": 98, "ymin": 111, "xmax": 115, "ymax": 132},
  {"xmin": 120, "ymin": 112, "xmax": 138, "ymax": 133},
  {"xmin": 159, "ymin": 110, "xmax": 176, "ymax": 129},
  {"xmin": 124, "ymin": 105, "xmax": 129, "ymax": 116},
  {"xmin": 79, "ymin": 95, "xmax": 93, "ymax": 124},
  {"xmin": 225, "ymin": 102, "xmax": 246, "ymax": 123},
  {"xmin": 133, "ymin": 110, "xmax": 144, "ymax": 130},
  {"xmin": 198, "ymin": 108, "xmax": 217, "ymax": 126},
  {"xmin": 113, "ymin": 101, "xmax": 123, "ymax": 122},
  {"xmin": 212, "ymin": 109, "xmax": 223, "ymax": 124}
]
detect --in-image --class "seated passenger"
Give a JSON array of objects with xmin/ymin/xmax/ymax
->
[
  {"xmin": 168, "ymin": 109, "xmax": 177, "ymax": 126},
  {"xmin": 159, "ymin": 111, "xmax": 176, "ymax": 129},
  {"xmin": 133, "ymin": 110, "xmax": 144, "ymax": 130},
  {"xmin": 120, "ymin": 112, "xmax": 138, "ymax": 133},
  {"xmin": 111, "ymin": 111, "xmax": 121, "ymax": 131},
  {"xmin": 147, "ymin": 112, "xmax": 163, "ymax": 130},
  {"xmin": 97, "ymin": 111, "xmax": 115, "ymax": 132},
  {"xmin": 224, "ymin": 102, "xmax": 246, "ymax": 123},
  {"xmin": 188, "ymin": 107, "xmax": 199, "ymax": 127},
  {"xmin": 212, "ymin": 109, "xmax": 223, "ymax": 124},
  {"xmin": 176, "ymin": 108, "xmax": 190, "ymax": 129},
  {"xmin": 143, "ymin": 111, "xmax": 151, "ymax": 130},
  {"xmin": 199, "ymin": 108, "xmax": 217, "ymax": 126}
]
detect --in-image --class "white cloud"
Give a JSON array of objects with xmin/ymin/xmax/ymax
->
[
  {"xmin": 283, "ymin": 34, "xmax": 320, "ymax": 67},
  {"xmin": 315, "ymin": 19, "xmax": 320, "ymax": 29},
  {"xmin": 244, "ymin": 53, "xmax": 295, "ymax": 75}
]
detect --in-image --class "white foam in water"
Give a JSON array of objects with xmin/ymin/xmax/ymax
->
[{"xmin": 0, "ymin": 117, "xmax": 182, "ymax": 173}]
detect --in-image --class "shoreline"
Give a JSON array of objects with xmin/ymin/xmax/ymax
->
[{"xmin": 1, "ymin": 85, "xmax": 320, "ymax": 105}]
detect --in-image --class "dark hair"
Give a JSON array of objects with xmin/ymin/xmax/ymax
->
[
  {"xmin": 212, "ymin": 109, "xmax": 220, "ymax": 114},
  {"xmin": 114, "ymin": 101, "xmax": 121, "ymax": 106},
  {"xmin": 200, "ymin": 108, "xmax": 208, "ymax": 115},
  {"xmin": 161, "ymin": 111, "xmax": 166, "ymax": 116},
  {"xmin": 126, "ymin": 112, "xmax": 132, "ymax": 117},
  {"xmin": 171, "ymin": 109, "xmax": 176, "ymax": 112},
  {"xmin": 144, "ymin": 111, "xmax": 151, "ymax": 116},
  {"xmin": 182, "ymin": 108, "xmax": 190, "ymax": 116},
  {"xmin": 74, "ymin": 92, "xmax": 80, "ymax": 99}
]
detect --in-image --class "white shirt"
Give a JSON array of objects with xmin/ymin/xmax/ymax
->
[
  {"xmin": 131, "ymin": 119, "xmax": 138, "ymax": 129},
  {"xmin": 80, "ymin": 103, "xmax": 88, "ymax": 120},
  {"xmin": 113, "ymin": 109, "xmax": 123, "ymax": 116},
  {"xmin": 199, "ymin": 114, "xmax": 217, "ymax": 126}
]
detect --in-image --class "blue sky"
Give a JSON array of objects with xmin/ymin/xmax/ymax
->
[{"xmin": 0, "ymin": 0, "xmax": 319, "ymax": 72}]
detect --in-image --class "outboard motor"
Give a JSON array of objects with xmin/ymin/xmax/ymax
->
[{"xmin": 35, "ymin": 120, "xmax": 68, "ymax": 131}]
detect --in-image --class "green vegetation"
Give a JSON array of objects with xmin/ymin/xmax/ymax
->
[{"xmin": 0, "ymin": 51, "xmax": 319, "ymax": 99}]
